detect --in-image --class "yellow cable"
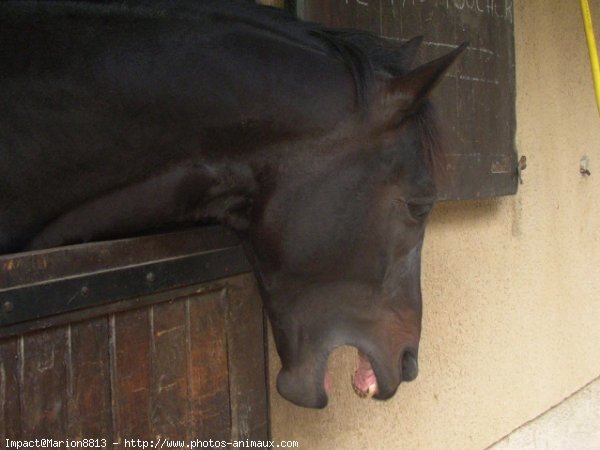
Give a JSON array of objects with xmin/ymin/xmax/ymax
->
[{"xmin": 580, "ymin": 0, "xmax": 600, "ymax": 115}]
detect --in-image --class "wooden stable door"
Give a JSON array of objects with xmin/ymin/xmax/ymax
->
[{"xmin": 0, "ymin": 228, "xmax": 269, "ymax": 447}]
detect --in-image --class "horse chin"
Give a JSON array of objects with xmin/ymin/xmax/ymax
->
[{"xmin": 276, "ymin": 365, "xmax": 330, "ymax": 409}]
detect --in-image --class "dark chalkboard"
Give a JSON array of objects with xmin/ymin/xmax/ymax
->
[{"xmin": 296, "ymin": 0, "xmax": 518, "ymax": 200}]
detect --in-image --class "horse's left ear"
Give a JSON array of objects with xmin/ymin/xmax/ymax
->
[
  {"xmin": 385, "ymin": 42, "xmax": 468, "ymax": 117},
  {"xmin": 398, "ymin": 35, "xmax": 424, "ymax": 70}
]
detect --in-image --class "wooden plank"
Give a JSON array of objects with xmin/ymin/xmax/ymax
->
[
  {"xmin": 149, "ymin": 301, "xmax": 189, "ymax": 443},
  {"xmin": 187, "ymin": 290, "xmax": 230, "ymax": 440},
  {"xmin": 1, "ymin": 273, "xmax": 268, "ymax": 442},
  {"xmin": 226, "ymin": 275, "xmax": 269, "ymax": 440},
  {"xmin": 0, "ymin": 282, "xmax": 226, "ymax": 340},
  {"xmin": 111, "ymin": 308, "xmax": 152, "ymax": 442},
  {"xmin": 20, "ymin": 327, "xmax": 68, "ymax": 438},
  {"xmin": 0, "ymin": 245, "xmax": 250, "ymax": 327},
  {"xmin": 0, "ymin": 226, "xmax": 240, "ymax": 288},
  {"xmin": 67, "ymin": 318, "xmax": 113, "ymax": 442},
  {"xmin": 0, "ymin": 337, "xmax": 21, "ymax": 440}
]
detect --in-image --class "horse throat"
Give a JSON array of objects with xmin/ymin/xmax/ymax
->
[{"xmin": 190, "ymin": 161, "xmax": 258, "ymax": 232}]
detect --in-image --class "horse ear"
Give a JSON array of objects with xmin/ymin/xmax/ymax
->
[
  {"xmin": 386, "ymin": 42, "xmax": 468, "ymax": 116},
  {"xmin": 398, "ymin": 35, "xmax": 424, "ymax": 70}
]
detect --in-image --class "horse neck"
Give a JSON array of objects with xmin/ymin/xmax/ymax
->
[{"xmin": 194, "ymin": 118, "xmax": 356, "ymax": 234}]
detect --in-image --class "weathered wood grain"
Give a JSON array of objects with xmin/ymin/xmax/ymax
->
[
  {"xmin": 20, "ymin": 327, "xmax": 68, "ymax": 438},
  {"xmin": 0, "ymin": 337, "xmax": 21, "ymax": 440},
  {"xmin": 187, "ymin": 290, "xmax": 231, "ymax": 440},
  {"xmin": 1, "ymin": 232, "xmax": 268, "ymax": 442},
  {"xmin": 226, "ymin": 275, "xmax": 269, "ymax": 441},
  {"xmin": 150, "ymin": 301, "xmax": 189, "ymax": 444},
  {"xmin": 67, "ymin": 318, "xmax": 113, "ymax": 441},
  {"xmin": 111, "ymin": 308, "xmax": 152, "ymax": 442}
]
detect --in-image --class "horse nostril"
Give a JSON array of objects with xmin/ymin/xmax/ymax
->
[{"xmin": 401, "ymin": 350, "xmax": 419, "ymax": 381}]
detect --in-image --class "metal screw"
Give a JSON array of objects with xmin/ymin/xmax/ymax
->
[
  {"xmin": 580, "ymin": 155, "xmax": 591, "ymax": 176},
  {"xmin": 146, "ymin": 272, "xmax": 155, "ymax": 283},
  {"xmin": 517, "ymin": 155, "xmax": 527, "ymax": 185},
  {"xmin": 2, "ymin": 301, "xmax": 14, "ymax": 314}
]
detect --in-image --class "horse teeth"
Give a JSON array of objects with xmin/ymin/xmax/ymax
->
[
  {"xmin": 351, "ymin": 376, "xmax": 365, "ymax": 398},
  {"xmin": 365, "ymin": 383, "xmax": 377, "ymax": 398},
  {"xmin": 351, "ymin": 376, "xmax": 377, "ymax": 399}
]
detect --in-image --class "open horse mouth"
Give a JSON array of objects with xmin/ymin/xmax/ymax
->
[
  {"xmin": 322, "ymin": 348, "xmax": 419, "ymax": 401},
  {"xmin": 351, "ymin": 351, "xmax": 379, "ymax": 398},
  {"xmin": 321, "ymin": 351, "xmax": 378, "ymax": 398},
  {"xmin": 277, "ymin": 343, "xmax": 419, "ymax": 408}
]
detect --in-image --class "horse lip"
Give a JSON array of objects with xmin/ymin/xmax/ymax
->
[
  {"xmin": 275, "ymin": 361, "xmax": 330, "ymax": 409},
  {"xmin": 360, "ymin": 350, "xmax": 401, "ymax": 400}
]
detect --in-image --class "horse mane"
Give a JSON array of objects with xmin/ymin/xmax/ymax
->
[
  {"xmin": 309, "ymin": 28, "xmax": 446, "ymax": 180},
  {"xmin": 284, "ymin": 21, "xmax": 444, "ymax": 181},
  {"xmin": 195, "ymin": 1, "xmax": 447, "ymax": 181},
  {"xmin": 412, "ymin": 101, "xmax": 446, "ymax": 182}
]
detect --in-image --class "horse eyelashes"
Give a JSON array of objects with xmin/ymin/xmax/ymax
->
[
  {"xmin": 393, "ymin": 198, "xmax": 432, "ymax": 221},
  {"xmin": 406, "ymin": 202, "xmax": 432, "ymax": 220}
]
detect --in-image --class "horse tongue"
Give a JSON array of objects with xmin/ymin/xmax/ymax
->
[
  {"xmin": 324, "ymin": 368, "xmax": 332, "ymax": 394},
  {"xmin": 352, "ymin": 351, "xmax": 378, "ymax": 398}
]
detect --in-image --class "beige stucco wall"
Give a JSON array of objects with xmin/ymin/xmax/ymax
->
[
  {"xmin": 268, "ymin": 0, "xmax": 600, "ymax": 448},
  {"xmin": 491, "ymin": 376, "xmax": 600, "ymax": 449}
]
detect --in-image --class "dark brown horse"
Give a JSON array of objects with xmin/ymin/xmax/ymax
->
[{"xmin": 0, "ymin": 0, "xmax": 465, "ymax": 408}]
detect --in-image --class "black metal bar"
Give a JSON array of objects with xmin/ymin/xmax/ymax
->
[{"xmin": 0, "ymin": 245, "xmax": 251, "ymax": 327}]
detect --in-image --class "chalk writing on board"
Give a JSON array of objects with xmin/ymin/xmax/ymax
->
[
  {"xmin": 346, "ymin": 0, "xmax": 513, "ymax": 24},
  {"xmin": 385, "ymin": 37, "xmax": 496, "ymax": 56},
  {"xmin": 446, "ymin": 73, "xmax": 499, "ymax": 85},
  {"xmin": 383, "ymin": 37, "xmax": 500, "ymax": 84},
  {"xmin": 442, "ymin": 0, "xmax": 513, "ymax": 24},
  {"xmin": 345, "ymin": 0, "xmax": 369, "ymax": 6}
]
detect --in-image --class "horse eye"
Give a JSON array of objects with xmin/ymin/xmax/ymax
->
[{"xmin": 406, "ymin": 202, "xmax": 433, "ymax": 220}]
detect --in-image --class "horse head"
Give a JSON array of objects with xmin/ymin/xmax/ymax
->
[{"xmin": 247, "ymin": 42, "xmax": 467, "ymax": 408}]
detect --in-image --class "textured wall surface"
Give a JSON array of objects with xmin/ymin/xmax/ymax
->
[
  {"xmin": 269, "ymin": 1, "xmax": 600, "ymax": 448},
  {"xmin": 491, "ymin": 376, "xmax": 600, "ymax": 450}
]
